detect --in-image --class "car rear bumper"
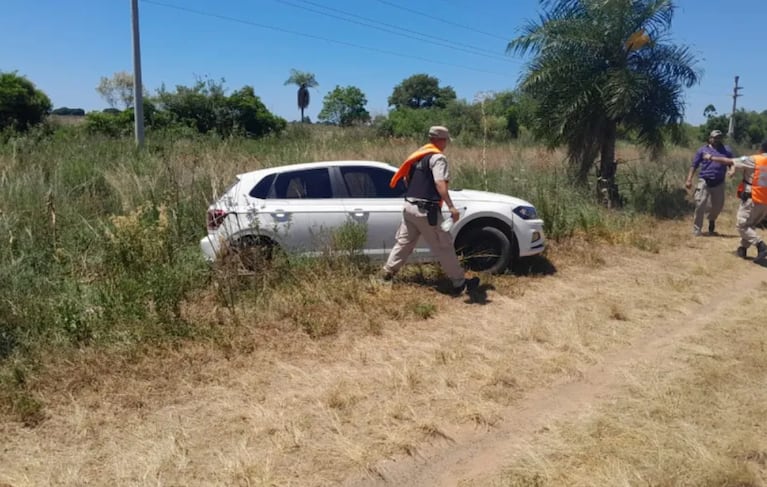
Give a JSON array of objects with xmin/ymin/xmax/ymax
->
[{"xmin": 200, "ymin": 234, "xmax": 222, "ymax": 262}]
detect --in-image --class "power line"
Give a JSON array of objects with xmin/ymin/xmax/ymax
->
[
  {"xmin": 374, "ymin": 0, "xmax": 511, "ymax": 42},
  {"xmin": 273, "ymin": 0, "xmax": 515, "ymax": 64},
  {"xmin": 140, "ymin": 0, "xmax": 513, "ymax": 77}
]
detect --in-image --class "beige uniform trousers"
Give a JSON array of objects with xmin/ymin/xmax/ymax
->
[
  {"xmin": 693, "ymin": 178, "xmax": 726, "ymax": 233},
  {"xmin": 383, "ymin": 201, "xmax": 465, "ymax": 286},
  {"xmin": 736, "ymin": 198, "xmax": 767, "ymax": 248}
]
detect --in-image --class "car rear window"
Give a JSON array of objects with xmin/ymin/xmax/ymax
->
[
  {"xmin": 272, "ymin": 168, "xmax": 332, "ymax": 199},
  {"xmin": 340, "ymin": 166, "xmax": 405, "ymax": 198}
]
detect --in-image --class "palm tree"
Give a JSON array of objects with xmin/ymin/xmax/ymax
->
[
  {"xmin": 284, "ymin": 69, "xmax": 319, "ymax": 123},
  {"xmin": 507, "ymin": 0, "xmax": 700, "ymax": 204}
]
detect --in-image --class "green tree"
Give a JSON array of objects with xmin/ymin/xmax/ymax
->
[
  {"xmin": 703, "ymin": 104, "xmax": 717, "ymax": 119},
  {"xmin": 508, "ymin": 0, "xmax": 700, "ymax": 202},
  {"xmin": 284, "ymin": 69, "xmax": 318, "ymax": 122},
  {"xmin": 155, "ymin": 77, "xmax": 285, "ymax": 137},
  {"xmin": 96, "ymin": 71, "xmax": 135, "ymax": 109},
  {"xmin": 156, "ymin": 77, "xmax": 227, "ymax": 133},
  {"xmin": 481, "ymin": 91, "xmax": 524, "ymax": 138},
  {"xmin": 388, "ymin": 74, "xmax": 456, "ymax": 110},
  {"xmin": 0, "ymin": 71, "xmax": 52, "ymax": 132},
  {"xmin": 318, "ymin": 85, "xmax": 370, "ymax": 127},
  {"xmin": 226, "ymin": 85, "xmax": 287, "ymax": 136}
]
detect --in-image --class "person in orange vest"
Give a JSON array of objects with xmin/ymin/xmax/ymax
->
[
  {"xmin": 703, "ymin": 140, "xmax": 767, "ymax": 263},
  {"xmin": 379, "ymin": 126, "xmax": 480, "ymax": 294}
]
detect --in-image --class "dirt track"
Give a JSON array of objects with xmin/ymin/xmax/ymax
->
[
  {"xmin": 2, "ymin": 215, "xmax": 767, "ymax": 486},
  {"xmin": 347, "ymin": 241, "xmax": 767, "ymax": 486}
]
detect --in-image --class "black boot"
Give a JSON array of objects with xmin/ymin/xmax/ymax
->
[
  {"xmin": 708, "ymin": 221, "xmax": 717, "ymax": 235},
  {"xmin": 736, "ymin": 246, "xmax": 748, "ymax": 259},
  {"xmin": 755, "ymin": 241, "xmax": 767, "ymax": 263}
]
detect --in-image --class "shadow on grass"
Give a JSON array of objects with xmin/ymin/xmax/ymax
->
[
  {"xmin": 510, "ymin": 255, "xmax": 558, "ymax": 277},
  {"xmin": 396, "ymin": 267, "xmax": 495, "ymax": 305}
]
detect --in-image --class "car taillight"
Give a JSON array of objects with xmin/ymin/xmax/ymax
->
[{"xmin": 207, "ymin": 209, "xmax": 228, "ymax": 231}]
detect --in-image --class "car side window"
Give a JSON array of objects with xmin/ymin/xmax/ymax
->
[
  {"xmin": 340, "ymin": 167, "xmax": 406, "ymax": 198},
  {"xmin": 272, "ymin": 168, "xmax": 332, "ymax": 199},
  {"xmin": 249, "ymin": 173, "xmax": 275, "ymax": 199}
]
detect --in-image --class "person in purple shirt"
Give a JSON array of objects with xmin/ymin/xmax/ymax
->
[{"xmin": 685, "ymin": 130, "xmax": 734, "ymax": 236}]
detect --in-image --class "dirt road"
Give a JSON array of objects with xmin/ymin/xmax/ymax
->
[
  {"xmin": 348, "ymin": 236, "xmax": 767, "ymax": 487},
  {"xmin": 3, "ymin": 216, "xmax": 766, "ymax": 486}
]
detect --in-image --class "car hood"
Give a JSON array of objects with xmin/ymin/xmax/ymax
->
[{"xmin": 449, "ymin": 188, "xmax": 534, "ymax": 208}]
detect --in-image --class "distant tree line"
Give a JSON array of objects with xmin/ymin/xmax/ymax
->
[
  {"xmin": 699, "ymin": 105, "xmax": 767, "ymax": 148},
  {"xmin": 5, "ymin": 67, "xmax": 767, "ymax": 153},
  {"xmin": 51, "ymin": 107, "xmax": 85, "ymax": 116}
]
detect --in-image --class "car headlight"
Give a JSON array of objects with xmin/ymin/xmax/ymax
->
[{"xmin": 512, "ymin": 205, "xmax": 538, "ymax": 220}]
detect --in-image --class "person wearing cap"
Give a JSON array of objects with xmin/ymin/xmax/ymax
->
[
  {"xmin": 702, "ymin": 140, "xmax": 767, "ymax": 263},
  {"xmin": 685, "ymin": 130, "xmax": 734, "ymax": 236},
  {"xmin": 379, "ymin": 126, "xmax": 480, "ymax": 294}
]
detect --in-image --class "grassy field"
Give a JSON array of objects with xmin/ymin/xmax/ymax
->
[
  {"xmin": 5, "ymin": 125, "xmax": 767, "ymax": 486},
  {"xmin": 0, "ymin": 124, "xmax": 697, "ymax": 425}
]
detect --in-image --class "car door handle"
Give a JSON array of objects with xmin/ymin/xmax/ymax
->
[
  {"xmin": 271, "ymin": 209, "xmax": 288, "ymax": 220},
  {"xmin": 350, "ymin": 208, "xmax": 367, "ymax": 218}
]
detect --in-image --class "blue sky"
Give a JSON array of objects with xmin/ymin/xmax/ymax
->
[{"xmin": 2, "ymin": 0, "xmax": 765, "ymax": 126}]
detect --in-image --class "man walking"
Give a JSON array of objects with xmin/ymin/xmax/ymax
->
[
  {"xmin": 685, "ymin": 130, "xmax": 734, "ymax": 236},
  {"xmin": 704, "ymin": 141, "xmax": 767, "ymax": 263},
  {"xmin": 380, "ymin": 126, "xmax": 479, "ymax": 294}
]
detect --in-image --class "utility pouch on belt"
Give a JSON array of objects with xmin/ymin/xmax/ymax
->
[
  {"xmin": 409, "ymin": 199, "xmax": 440, "ymax": 226},
  {"xmin": 426, "ymin": 205, "xmax": 439, "ymax": 226}
]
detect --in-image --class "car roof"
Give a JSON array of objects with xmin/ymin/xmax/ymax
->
[{"xmin": 236, "ymin": 160, "xmax": 397, "ymax": 182}]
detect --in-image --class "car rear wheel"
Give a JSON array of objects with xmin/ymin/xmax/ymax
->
[
  {"xmin": 457, "ymin": 225, "xmax": 512, "ymax": 274},
  {"xmin": 224, "ymin": 235, "xmax": 279, "ymax": 273}
]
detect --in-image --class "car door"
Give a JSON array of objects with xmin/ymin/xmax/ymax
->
[
  {"xmin": 337, "ymin": 165, "xmax": 431, "ymax": 259},
  {"xmin": 261, "ymin": 167, "xmax": 347, "ymax": 255}
]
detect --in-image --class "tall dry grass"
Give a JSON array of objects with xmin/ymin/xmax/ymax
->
[{"xmin": 0, "ymin": 124, "xmax": 695, "ymax": 425}]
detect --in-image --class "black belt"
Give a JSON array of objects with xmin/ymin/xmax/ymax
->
[{"xmin": 405, "ymin": 198, "xmax": 440, "ymax": 209}]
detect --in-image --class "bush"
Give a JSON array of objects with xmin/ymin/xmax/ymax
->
[
  {"xmin": 85, "ymin": 110, "xmax": 133, "ymax": 136},
  {"xmin": 377, "ymin": 107, "xmax": 441, "ymax": 138},
  {"xmin": 0, "ymin": 71, "xmax": 52, "ymax": 132}
]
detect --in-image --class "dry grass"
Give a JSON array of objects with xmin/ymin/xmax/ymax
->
[
  {"xmin": 486, "ymin": 291, "xmax": 767, "ymax": 487},
  {"xmin": 0, "ymin": 129, "xmax": 747, "ymax": 486},
  {"xmin": 4, "ymin": 206, "xmax": 762, "ymax": 486}
]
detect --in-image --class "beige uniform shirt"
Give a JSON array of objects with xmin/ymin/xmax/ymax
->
[{"xmin": 733, "ymin": 155, "xmax": 758, "ymax": 192}]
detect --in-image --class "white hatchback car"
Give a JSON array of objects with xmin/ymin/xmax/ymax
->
[{"xmin": 200, "ymin": 160, "xmax": 545, "ymax": 274}]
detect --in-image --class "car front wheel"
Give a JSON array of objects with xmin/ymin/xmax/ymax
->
[{"xmin": 456, "ymin": 225, "xmax": 512, "ymax": 274}]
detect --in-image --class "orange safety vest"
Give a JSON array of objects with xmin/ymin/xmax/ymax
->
[
  {"xmin": 389, "ymin": 143, "xmax": 442, "ymax": 189},
  {"xmin": 752, "ymin": 154, "xmax": 767, "ymax": 205}
]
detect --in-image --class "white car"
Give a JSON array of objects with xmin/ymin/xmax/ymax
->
[{"xmin": 200, "ymin": 160, "xmax": 545, "ymax": 274}]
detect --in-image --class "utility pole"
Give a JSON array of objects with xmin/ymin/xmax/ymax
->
[
  {"xmin": 727, "ymin": 75, "xmax": 742, "ymax": 139},
  {"xmin": 131, "ymin": 0, "xmax": 145, "ymax": 147}
]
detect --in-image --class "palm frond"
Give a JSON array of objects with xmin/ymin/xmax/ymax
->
[{"xmin": 509, "ymin": 0, "xmax": 699, "ymax": 174}]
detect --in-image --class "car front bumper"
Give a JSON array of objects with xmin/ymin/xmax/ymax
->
[{"xmin": 515, "ymin": 219, "xmax": 546, "ymax": 257}]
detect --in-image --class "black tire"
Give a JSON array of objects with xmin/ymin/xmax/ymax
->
[{"xmin": 457, "ymin": 225, "xmax": 512, "ymax": 274}]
